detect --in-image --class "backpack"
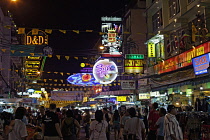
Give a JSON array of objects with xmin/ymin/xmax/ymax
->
[{"xmin": 62, "ymin": 118, "xmax": 76, "ymax": 136}]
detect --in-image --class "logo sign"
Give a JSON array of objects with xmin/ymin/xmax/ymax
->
[
  {"xmin": 192, "ymin": 53, "xmax": 210, "ymax": 75},
  {"xmin": 148, "ymin": 42, "xmax": 156, "ymax": 57},
  {"xmin": 125, "ymin": 54, "xmax": 144, "ymax": 59},
  {"xmin": 108, "ymin": 32, "xmax": 117, "ymax": 43},
  {"xmin": 121, "ymin": 80, "xmax": 136, "ymax": 89},
  {"xmin": 25, "ymin": 30, "xmax": 48, "ymax": 45},
  {"xmin": 93, "ymin": 59, "xmax": 118, "ymax": 84},
  {"xmin": 124, "ymin": 60, "xmax": 144, "ymax": 73}
]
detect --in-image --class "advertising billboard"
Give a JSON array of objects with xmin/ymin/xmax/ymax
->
[
  {"xmin": 121, "ymin": 80, "xmax": 136, "ymax": 89},
  {"xmin": 124, "ymin": 59, "xmax": 144, "ymax": 73},
  {"xmin": 192, "ymin": 53, "xmax": 210, "ymax": 75}
]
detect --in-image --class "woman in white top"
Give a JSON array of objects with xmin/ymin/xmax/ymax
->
[
  {"xmin": 90, "ymin": 110, "xmax": 108, "ymax": 140},
  {"xmin": 6, "ymin": 107, "xmax": 28, "ymax": 140}
]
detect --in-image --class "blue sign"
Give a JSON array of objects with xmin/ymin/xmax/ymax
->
[
  {"xmin": 67, "ymin": 73, "xmax": 100, "ymax": 86},
  {"xmin": 192, "ymin": 53, "xmax": 210, "ymax": 75}
]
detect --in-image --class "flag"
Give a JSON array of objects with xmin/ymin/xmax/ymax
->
[
  {"xmin": 11, "ymin": 50, "xmax": 15, "ymax": 54},
  {"xmin": 99, "ymin": 32, "xmax": 105, "ymax": 35},
  {"xmin": 45, "ymin": 29, "xmax": 52, "ymax": 34},
  {"xmin": 59, "ymin": 30, "xmax": 66, "ymax": 34},
  {"xmin": 192, "ymin": 23, "xmax": 198, "ymax": 42},
  {"xmin": 65, "ymin": 56, "xmax": 70, "ymax": 60},
  {"xmin": 86, "ymin": 30, "xmax": 93, "ymax": 32},
  {"xmin": 32, "ymin": 29, "xmax": 39, "ymax": 35},
  {"xmin": 60, "ymin": 72, "xmax": 63, "ymax": 76},
  {"xmin": 18, "ymin": 28, "xmax": 25, "ymax": 34},
  {"xmin": 30, "ymin": 53, "xmax": 34, "ymax": 56},
  {"xmin": 74, "ymin": 57, "xmax": 78, "ymax": 60},
  {"xmin": 1, "ymin": 49, "xmax": 6, "ymax": 52},
  {"xmin": 56, "ymin": 55, "xmax": 60, "ymax": 60},
  {"xmin": 73, "ymin": 30, "xmax": 79, "ymax": 34}
]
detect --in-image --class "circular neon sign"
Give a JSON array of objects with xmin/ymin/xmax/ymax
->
[{"xmin": 93, "ymin": 59, "xmax": 118, "ymax": 84}]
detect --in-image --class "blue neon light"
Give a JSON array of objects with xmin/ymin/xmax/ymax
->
[{"xmin": 192, "ymin": 53, "xmax": 210, "ymax": 75}]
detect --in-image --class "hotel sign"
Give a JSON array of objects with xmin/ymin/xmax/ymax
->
[
  {"xmin": 124, "ymin": 59, "xmax": 144, "ymax": 73},
  {"xmin": 25, "ymin": 30, "xmax": 48, "ymax": 45},
  {"xmin": 148, "ymin": 42, "xmax": 156, "ymax": 57},
  {"xmin": 154, "ymin": 41, "xmax": 210, "ymax": 74}
]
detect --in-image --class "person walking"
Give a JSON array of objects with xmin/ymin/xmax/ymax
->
[
  {"xmin": 61, "ymin": 110, "xmax": 81, "ymax": 140},
  {"xmin": 155, "ymin": 108, "xmax": 166, "ymax": 140},
  {"xmin": 41, "ymin": 103, "xmax": 63, "ymax": 140},
  {"xmin": 6, "ymin": 107, "xmax": 28, "ymax": 140},
  {"xmin": 102, "ymin": 108, "xmax": 111, "ymax": 140},
  {"xmin": 124, "ymin": 107, "xmax": 145, "ymax": 140},
  {"xmin": 90, "ymin": 110, "xmax": 108, "ymax": 140},
  {"xmin": 83, "ymin": 109, "xmax": 91, "ymax": 140},
  {"xmin": 164, "ymin": 105, "xmax": 183, "ymax": 140},
  {"xmin": 120, "ymin": 109, "xmax": 130, "ymax": 140},
  {"xmin": 112, "ymin": 110, "xmax": 120, "ymax": 140},
  {"xmin": 148, "ymin": 102, "xmax": 160, "ymax": 140}
]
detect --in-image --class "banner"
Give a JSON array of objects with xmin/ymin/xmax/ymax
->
[{"xmin": 51, "ymin": 91, "xmax": 84, "ymax": 101}]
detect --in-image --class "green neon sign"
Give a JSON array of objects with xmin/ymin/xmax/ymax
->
[{"xmin": 125, "ymin": 54, "xmax": 144, "ymax": 59}]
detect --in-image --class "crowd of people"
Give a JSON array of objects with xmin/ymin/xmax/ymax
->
[{"xmin": 0, "ymin": 103, "xmax": 184, "ymax": 140}]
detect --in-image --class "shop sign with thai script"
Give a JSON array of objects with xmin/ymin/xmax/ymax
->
[
  {"xmin": 192, "ymin": 53, "xmax": 210, "ymax": 75},
  {"xmin": 124, "ymin": 59, "xmax": 144, "ymax": 73},
  {"xmin": 125, "ymin": 54, "xmax": 144, "ymax": 59},
  {"xmin": 25, "ymin": 30, "xmax": 48, "ymax": 45},
  {"xmin": 154, "ymin": 41, "xmax": 210, "ymax": 74}
]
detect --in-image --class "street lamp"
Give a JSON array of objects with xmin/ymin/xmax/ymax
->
[
  {"xmin": 11, "ymin": 0, "xmax": 17, "ymax": 1},
  {"xmin": 99, "ymin": 45, "xmax": 105, "ymax": 50}
]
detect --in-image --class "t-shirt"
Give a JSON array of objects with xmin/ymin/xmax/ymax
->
[
  {"xmin": 90, "ymin": 120, "xmax": 108, "ymax": 140},
  {"xmin": 42, "ymin": 111, "xmax": 59, "ymax": 136},
  {"xmin": 148, "ymin": 109, "xmax": 160, "ymax": 131},
  {"xmin": 124, "ymin": 117, "xmax": 145, "ymax": 140},
  {"xmin": 8, "ymin": 119, "xmax": 28, "ymax": 140},
  {"xmin": 156, "ymin": 116, "xmax": 164, "ymax": 136}
]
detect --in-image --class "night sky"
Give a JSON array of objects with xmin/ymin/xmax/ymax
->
[{"xmin": 1, "ymin": 0, "xmax": 129, "ymax": 79}]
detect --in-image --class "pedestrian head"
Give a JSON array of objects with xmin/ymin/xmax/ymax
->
[
  {"xmin": 56, "ymin": 108, "xmax": 61, "ymax": 112},
  {"xmin": 85, "ymin": 109, "xmax": 90, "ymax": 115},
  {"xmin": 66, "ymin": 110, "xmax": 74, "ymax": 118},
  {"xmin": 102, "ymin": 108, "xmax": 108, "ymax": 114},
  {"xmin": 152, "ymin": 102, "xmax": 158, "ymax": 110},
  {"xmin": 129, "ymin": 107, "xmax": 136, "ymax": 117},
  {"xmin": 167, "ymin": 105, "xmax": 177, "ymax": 115},
  {"xmin": 49, "ymin": 103, "xmax": 56, "ymax": 111},
  {"xmin": 15, "ymin": 107, "xmax": 26, "ymax": 120},
  {"xmin": 39, "ymin": 106, "xmax": 45, "ymax": 116},
  {"xmin": 125, "ymin": 109, "xmax": 130, "ymax": 116},
  {"xmin": 159, "ymin": 108, "xmax": 166, "ymax": 117},
  {"xmin": 95, "ymin": 110, "xmax": 103, "ymax": 123}
]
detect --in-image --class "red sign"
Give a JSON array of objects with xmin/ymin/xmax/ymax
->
[
  {"xmin": 108, "ymin": 33, "xmax": 116, "ymax": 42},
  {"xmin": 154, "ymin": 41, "xmax": 210, "ymax": 74}
]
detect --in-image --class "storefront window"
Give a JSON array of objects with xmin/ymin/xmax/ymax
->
[
  {"xmin": 169, "ymin": 0, "xmax": 180, "ymax": 18},
  {"xmin": 152, "ymin": 9, "xmax": 163, "ymax": 31}
]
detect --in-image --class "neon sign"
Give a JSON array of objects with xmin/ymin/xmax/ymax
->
[
  {"xmin": 192, "ymin": 53, "xmax": 210, "ymax": 75},
  {"xmin": 93, "ymin": 59, "xmax": 118, "ymax": 84},
  {"xmin": 25, "ymin": 30, "xmax": 48, "ymax": 45}
]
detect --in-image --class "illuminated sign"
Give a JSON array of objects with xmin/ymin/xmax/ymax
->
[
  {"xmin": 148, "ymin": 42, "xmax": 156, "ymax": 57},
  {"xmin": 125, "ymin": 54, "xmax": 144, "ymax": 59},
  {"xmin": 116, "ymin": 96, "xmax": 127, "ymax": 102},
  {"xmin": 139, "ymin": 93, "xmax": 150, "ymax": 100},
  {"xmin": 192, "ymin": 53, "xmax": 210, "ymax": 75},
  {"xmin": 25, "ymin": 30, "xmax": 48, "ymax": 45},
  {"xmin": 108, "ymin": 32, "xmax": 116, "ymax": 43},
  {"xmin": 67, "ymin": 73, "xmax": 100, "ymax": 86},
  {"xmin": 121, "ymin": 80, "xmax": 136, "ymax": 89},
  {"xmin": 124, "ymin": 59, "xmax": 144, "ymax": 73},
  {"xmin": 154, "ymin": 41, "xmax": 210, "ymax": 74},
  {"xmin": 101, "ymin": 16, "xmax": 122, "ymax": 22},
  {"xmin": 93, "ymin": 59, "xmax": 118, "ymax": 84}
]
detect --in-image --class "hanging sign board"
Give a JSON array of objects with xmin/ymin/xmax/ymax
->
[
  {"xmin": 124, "ymin": 59, "xmax": 144, "ymax": 73},
  {"xmin": 148, "ymin": 42, "xmax": 156, "ymax": 57},
  {"xmin": 192, "ymin": 53, "xmax": 210, "ymax": 75},
  {"xmin": 25, "ymin": 30, "xmax": 48, "ymax": 45}
]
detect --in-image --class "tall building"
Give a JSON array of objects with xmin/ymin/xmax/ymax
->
[{"xmin": 144, "ymin": 0, "xmax": 210, "ymax": 108}]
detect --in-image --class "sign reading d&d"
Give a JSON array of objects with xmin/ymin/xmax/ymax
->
[{"xmin": 25, "ymin": 30, "xmax": 48, "ymax": 45}]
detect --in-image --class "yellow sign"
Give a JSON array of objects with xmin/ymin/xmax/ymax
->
[
  {"xmin": 124, "ymin": 60, "xmax": 143, "ymax": 73},
  {"xmin": 83, "ymin": 97, "xmax": 88, "ymax": 102},
  {"xmin": 25, "ymin": 30, "xmax": 48, "ymax": 45},
  {"xmin": 117, "ymin": 96, "xmax": 127, "ymax": 102},
  {"xmin": 148, "ymin": 42, "xmax": 156, "ymax": 57}
]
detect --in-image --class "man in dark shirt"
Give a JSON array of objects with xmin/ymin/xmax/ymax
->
[{"xmin": 42, "ymin": 103, "xmax": 63, "ymax": 140}]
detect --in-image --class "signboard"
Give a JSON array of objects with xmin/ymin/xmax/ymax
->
[
  {"xmin": 139, "ymin": 93, "xmax": 150, "ymax": 100},
  {"xmin": 22, "ymin": 98, "xmax": 37, "ymax": 104},
  {"xmin": 51, "ymin": 91, "xmax": 84, "ymax": 101},
  {"xmin": 25, "ymin": 30, "xmax": 48, "ymax": 45},
  {"xmin": 101, "ymin": 17, "xmax": 122, "ymax": 57},
  {"xmin": 67, "ymin": 73, "xmax": 100, "ymax": 86},
  {"xmin": 125, "ymin": 54, "xmax": 144, "ymax": 59},
  {"xmin": 93, "ymin": 59, "xmax": 118, "ymax": 84},
  {"xmin": 138, "ymin": 79, "xmax": 148, "ymax": 87},
  {"xmin": 121, "ymin": 80, "xmax": 136, "ymax": 89},
  {"xmin": 116, "ymin": 96, "xmax": 127, "ymax": 102},
  {"xmin": 154, "ymin": 41, "xmax": 210, "ymax": 74},
  {"xmin": 124, "ymin": 60, "xmax": 144, "ymax": 73},
  {"xmin": 148, "ymin": 42, "xmax": 156, "ymax": 57},
  {"xmin": 192, "ymin": 53, "xmax": 210, "ymax": 75}
]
